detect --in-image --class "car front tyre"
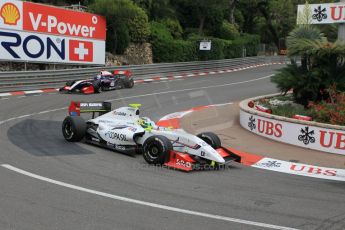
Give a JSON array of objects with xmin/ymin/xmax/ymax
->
[
  {"xmin": 142, "ymin": 135, "xmax": 172, "ymax": 165},
  {"xmin": 197, "ymin": 132, "xmax": 221, "ymax": 149}
]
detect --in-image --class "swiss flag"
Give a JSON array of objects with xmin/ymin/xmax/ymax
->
[{"xmin": 69, "ymin": 40, "xmax": 93, "ymax": 62}]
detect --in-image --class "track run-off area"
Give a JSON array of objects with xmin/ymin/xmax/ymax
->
[{"xmin": 1, "ymin": 65, "xmax": 345, "ymax": 230}]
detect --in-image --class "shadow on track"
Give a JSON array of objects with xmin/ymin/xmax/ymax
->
[{"xmin": 7, "ymin": 119, "xmax": 93, "ymax": 156}]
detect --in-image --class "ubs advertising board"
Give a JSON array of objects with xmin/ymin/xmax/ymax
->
[
  {"xmin": 297, "ymin": 3, "xmax": 345, "ymax": 24},
  {"xmin": 0, "ymin": 0, "xmax": 106, "ymax": 65},
  {"xmin": 240, "ymin": 110, "xmax": 345, "ymax": 156}
]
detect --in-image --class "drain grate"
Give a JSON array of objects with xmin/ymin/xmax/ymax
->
[{"xmin": 289, "ymin": 159, "xmax": 299, "ymax": 163}]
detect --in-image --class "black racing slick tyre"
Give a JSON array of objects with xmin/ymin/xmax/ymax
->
[
  {"xmin": 93, "ymin": 80, "xmax": 102, "ymax": 93},
  {"xmin": 62, "ymin": 116, "xmax": 86, "ymax": 142},
  {"xmin": 142, "ymin": 135, "xmax": 172, "ymax": 165},
  {"xmin": 197, "ymin": 132, "xmax": 221, "ymax": 149},
  {"xmin": 125, "ymin": 78, "xmax": 134, "ymax": 88},
  {"xmin": 66, "ymin": 80, "xmax": 75, "ymax": 86}
]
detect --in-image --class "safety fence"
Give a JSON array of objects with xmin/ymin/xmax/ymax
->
[{"xmin": 0, "ymin": 56, "xmax": 289, "ymax": 92}]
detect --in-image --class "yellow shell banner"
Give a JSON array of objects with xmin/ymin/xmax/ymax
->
[{"xmin": 1, "ymin": 3, "xmax": 20, "ymax": 25}]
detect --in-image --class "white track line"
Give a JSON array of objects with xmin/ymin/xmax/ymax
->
[
  {"xmin": 24, "ymin": 90, "xmax": 43, "ymax": 94},
  {"xmin": 1, "ymin": 164, "xmax": 298, "ymax": 230},
  {"xmin": 0, "ymin": 107, "xmax": 67, "ymax": 125},
  {"xmin": 0, "ymin": 93, "xmax": 12, "ymax": 97}
]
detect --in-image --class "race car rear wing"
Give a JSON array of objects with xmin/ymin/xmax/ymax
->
[
  {"xmin": 113, "ymin": 69, "xmax": 132, "ymax": 77},
  {"xmin": 68, "ymin": 101, "xmax": 112, "ymax": 118}
]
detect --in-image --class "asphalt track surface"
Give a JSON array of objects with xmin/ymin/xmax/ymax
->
[{"xmin": 1, "ymin": 65, "xmax": 345, "ymax": 230}]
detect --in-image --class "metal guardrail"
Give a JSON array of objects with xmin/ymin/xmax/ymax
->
[{"xmin": 0, "ymin": 56, "xmax": 289, "ymax": 92}]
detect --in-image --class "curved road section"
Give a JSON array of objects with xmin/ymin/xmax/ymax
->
[{"xmin": 0, "ymin": 65, "xmax": 344, "ymax": 230}]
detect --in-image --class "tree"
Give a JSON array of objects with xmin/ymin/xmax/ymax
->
[
  {"xmin": 228, "ymin": 0, "xmax": 237, "ymax": 24},
  {"xmin": 127, "ymin": 7, "xmax": 150, "ymax": 43},
  {"xmin": 256, "ymin": 0, "xmax": 295, "ymax": 48},
  {"xmin": 115, "ymin": 23, "xmax": 130, "ymax": 54},
  {"xmin": 132, "ymin": 0, "xmax": 175, "ymax": 20},
  {"xmin": 89, "ymin": 0, "xmax": 150, "ymax": 53},
  {"xmin": 173, "ymin": 0, "xmax": 227, "ymax": 35},
  {"xmin": 286, "ymin": 25, "xmax": 326, "ymax": 69},
  {"xmin": 236, "ymin": 0, "xmax": 331, "ymax": 49},
  {"xmin": 217, "ymin": 20, "xmax": 239, "ymax": 40},
  {"xmin": 272, "ymin": 25, "xmax": 345, "ymax": 106},
  {"xmin": 161, "ymin": 18, "xmax": 183, "ymax": 39}
]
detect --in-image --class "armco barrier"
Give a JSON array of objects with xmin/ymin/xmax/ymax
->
[
  {"xmin": 239, "ymin": 94, "xmax": 345, "ymax": 156},
  {"xmin": 0, "ymin": 56, "xmax": 288, "ymax": 92}
]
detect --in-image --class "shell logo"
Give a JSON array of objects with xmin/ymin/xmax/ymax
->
[{"xmin": 1, "ymin": 3, "xmax": 20, "ymax": 25}]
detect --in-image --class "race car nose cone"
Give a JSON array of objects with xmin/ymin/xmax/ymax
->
[
  {"xmin": 203, "ymin": 146, "xmax": 225, "ymax": 163},
  {"xmin": 215, "ymin": 154, "xmax": 225, "ymax": 163}
]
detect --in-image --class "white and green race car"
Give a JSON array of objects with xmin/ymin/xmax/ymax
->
[{"xmin": 62, "ymin": 102, "xmax": 241, "ymax": 171}]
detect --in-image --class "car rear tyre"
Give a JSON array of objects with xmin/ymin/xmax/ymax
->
[
  {"xmin": 62, "ymin": 116, "xmax": 86, "ymax": 142},
  {"xmin": 125, "ymin": 78, "xmax": 134, "ymax": 88},
  {"xmin": 142, "ymin": 135, "xmax": 172, "ymax": 165},
  {"xmin": 197, "ymin": 132, "xmax": 221, "ymax": 149},
  {"xmin": 93, "ymin": 80, "xmax": 102, "ymax": 93}
]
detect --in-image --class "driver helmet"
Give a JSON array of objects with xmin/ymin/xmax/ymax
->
[{"xmin": 138, "ymin": 117, "xmax": 155, "ymax": 130}]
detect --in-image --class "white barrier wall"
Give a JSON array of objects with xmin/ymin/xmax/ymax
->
[{"xmin": 240, "ymin": 109, "xmax": 345, "ymax": 156}]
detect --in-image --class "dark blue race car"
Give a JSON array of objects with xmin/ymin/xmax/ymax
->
[{"xmin": 59, "ymin": 70, "xmax": 134, "ymax": 94}]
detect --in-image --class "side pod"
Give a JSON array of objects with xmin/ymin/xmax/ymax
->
[{"xmin": 82, "ymin": 86, "xmax": 95, "ymax": 94}]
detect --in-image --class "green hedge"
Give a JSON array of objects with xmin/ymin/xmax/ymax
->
[
  {"xmin": 151, "ymin": 30, "xmax": 260, "ymax": 62},
  {"xmin": 188, "ymin": 37, "xmax": 225, "ymax": 61},
  {"xmin": 223, "ymin": 34, "xmax": 260, "ymax": 58},
  {"xmin": 152, "ymin": 39, "xmax": 197, "ymax": 63},
  {"xmin": 218, "ymin": 20, "xmax": 240, "ymax": 40},
  {"xmin": 150, "ymin": 21, "xmax": 173, "ymax": 42}
]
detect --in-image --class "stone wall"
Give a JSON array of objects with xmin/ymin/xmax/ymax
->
[
  {"xmin": 125, "ymin": 43, "xmax": 153, "ymax": 65},
  {"xmin": 0, "ymin": 43, "xmax": 153, "ymax": 71},
  {"xmin": 105, "ymin": 43, "xmax": 153, "ymax": 66}
]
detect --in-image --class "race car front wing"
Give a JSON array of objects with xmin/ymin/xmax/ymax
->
[{"xmin": 164, "ymin": 148, "xmax": 241, "ymax": 171}]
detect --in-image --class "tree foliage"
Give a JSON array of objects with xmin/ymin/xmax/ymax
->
[
  {"xmin": 115, "ymin": 23, "xmax": 130, "ymax": 54},
  {"xmin": 132, "ymin": 0, "xmax": 175, "ymax": 20},
  {"xmin": 33, "ymin": 0, "xmax": 343, "ymax": 61},
  {"xmin": 173, "ymin": 0, "xmax": 227, "ymax": 35},
  {"xmin": 127, "ymin": 7, "xmax": 150, "ymax": 43},
  {"xmin": 161, "ymin": 18, "xmax": 183, "ymax": 39},
  {"xmin": 217, "ymin": 20, "xmax": 240, "ymax": 40},
  {"xmin": 89, "ymin": 0, "xmax": 150, "ymax": 53},
  {"xmin": 272, "ymin": 25, "xmax": 345, "ymax": 106}
]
